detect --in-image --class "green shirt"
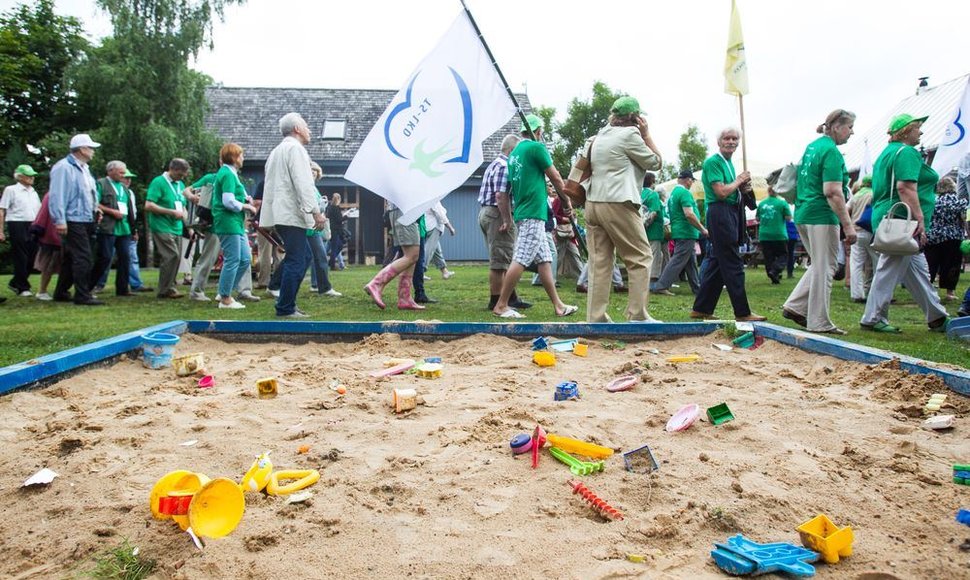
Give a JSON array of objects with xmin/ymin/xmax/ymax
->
[
  {"xmin": 211, "ymin": 165, "xmax": 248, "ymax": 236},
  {"xmin": 191, "ymin": 173, "xmax": 216, "ymax": 189},
  {"xmin": 870, "ymin": 142, "xmax": 939, "ymax": 231},
  {"xmin": 640, "ymin": 187, "xmax": 665, "ymax": 241},
  {"xmin": 508, "ymin": 140, "xmax": 552, "ymax": 222},
  {"xmin": 794, "ymin": 135, "xmax": 848, "ymax": 225},
  {"xmin": 667, "ymin": 185, "xmax": 701, "ymax": 240},
  {"xmin": 146, "ymin": 174, "xmax": 185, "ymax": 235},
  {"xmin": 702, "ymin": 153, "xmax": 738, "ymax": 206},
  {"xmin": 757, "ymin": 196, "xmax": 791, "ymax": 241},
  {"xmin": 96, "ymin": 179, "xmax": 132, "ymax": 236}
]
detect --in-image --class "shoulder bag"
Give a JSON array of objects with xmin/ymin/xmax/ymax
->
[
  {"xmin": 563, "ymin": 137, "xmax": 595, "ymax": 207},
  {"xmin": 871, "ymin": 148, "xmax": 919, "ymax": 256}
]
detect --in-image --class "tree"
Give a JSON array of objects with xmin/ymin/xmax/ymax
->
[
  {"xmin": 545, "ymin": 81, "xmax": 627, "ymax": 177},
  {"xmin": 677, "ymin": 124, "xmax": 708, "ymax": 173}
]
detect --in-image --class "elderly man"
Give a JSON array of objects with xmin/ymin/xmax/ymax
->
[
  {"xmin": 146, "ymin": 159, "xmax": 194, "ymax": 299},
  {"xmin": 1, "ymin": 164, "xmax": 41, "ymax": 296},
  {"xmin": 91, "ymin": 160, "xmax": 136, "ymax": 296},
  {"xmin": 691, "ymin": 128, "xmax": 766, "ymax": 322},
  {"xmin": 478, "ymin": 134, "xmax": 531, "ymax": 311},
  {"xmin": 49, "ymin": 134, "xmax": 103, "ymax": 305},
  {"xmin": 585, "ymin": 96, "xmax": 662, "ymax": 323},
  {"xmin": 651, "ymin": 169, "xmax": 707, "ymax": 296},
  {"xmin": 261, "ymin": 112, "xmax": 326, "ymax": 318}
]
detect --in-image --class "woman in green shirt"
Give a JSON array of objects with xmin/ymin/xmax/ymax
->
[
  {"xmin": 782, "ymin": 109, "xmax": 857, "ymax": 335},
  {"xmin": 860, "ymin": 114, "xmax": 948, "ymax": 333},
  {"xmin": 211, "ymin": 143, "xmax": 257, "ymax": 309}
]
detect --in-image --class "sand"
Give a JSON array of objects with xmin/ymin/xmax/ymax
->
[{"xmin": 0, "ymin": 331, "xmax": 967, "ymax": 579}]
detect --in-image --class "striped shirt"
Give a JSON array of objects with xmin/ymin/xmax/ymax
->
[{"xmin": 478, "ymin": 154, "xmax": 509, "ymax": 207}]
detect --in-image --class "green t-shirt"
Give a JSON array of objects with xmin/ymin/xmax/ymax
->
[
  {"xmin": 702, "ymin": 153, "xmax": 738, "ymax": 206},
  {"xmin": 146, "ymin": 174, "xmax": 185, "ymax": 235},
  {"xmin": 667, "ymin": 185, "xmax": 701, "ymax": 240},
  {"xmin": 211, "ymin": 165, "xmax": 248, "ymax": 236},
  {"xmin": 757, "ymin": 196, "xmax": 791, "ymax": 241},
  {"xmin": 870, "ymin": 142, "xmax": 938, "ymax": 231},
  {"xmin": 96, "ymin": 179, "xmax": 132, "ymax": 236},
  {"xmin": 640, "ymin": 187, "xmax": 665, "ymax": 241},
  {"xmin": 508, "ymin": 140, "xmax": 552, "ymax": 222},
  {"xmin": 794, "ymin": 135, "xmax": 848, "ymax": 225},
  {"xmin": 191, "ymin": 173, "xmax": 216, "ymax": 189}
]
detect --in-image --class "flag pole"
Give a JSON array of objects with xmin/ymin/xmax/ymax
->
[
  {"xmin": 738, "ymin": 94, "xmax": 748, "ymax": 172},
  {"xmin": 459, "ymin": 0, "xmax": 586, "ymax": 254}
]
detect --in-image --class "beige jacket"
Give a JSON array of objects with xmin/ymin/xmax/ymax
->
[
  {"xmin": 587, "ymin": 126, "xmax": 661, "ymax": 205},
  {"xmin": 261, "ymin": 136, "xmax": 318, "ymax": 229}
]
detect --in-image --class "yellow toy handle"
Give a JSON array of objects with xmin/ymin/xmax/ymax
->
[
  {"xmin": 546, "ymin": 434, "xmax": 613, "ymax": 459},
  {"xmin": 266, "ymin": 469, "xmax": 320, "ymax": 496}
]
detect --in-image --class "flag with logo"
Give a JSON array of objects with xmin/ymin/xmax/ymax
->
[
  {"xmin": 931, "ymin": 75, "xmax": 970, "ymax": 174},
  {"xmin": 346, "ymin": 12, "xmax": 517, "ymax": 225},
  {"xmin": 724, "ymin": 0, "xmax": 749, "ymax": 96}
]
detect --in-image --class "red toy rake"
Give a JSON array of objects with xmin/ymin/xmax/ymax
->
[{"xmin": 566, "ymin": 479, "xmax": 624, "ymax": 521}]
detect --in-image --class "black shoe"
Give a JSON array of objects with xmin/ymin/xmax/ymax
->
[
  {"xmin": 957, "ymin": 309, "xmax": 969, "ymax": 318},
  {"xmin": 415, "ymin": 295, "xmax": 438, "ymax": 304},
  {"xmin": 509, "ymin": 298, "xmax": 533, "ymax": 309},
  {"xmin": 116, "ymin": 292, "xmax": 137, "ymax": 297},
  {"xmin": 134, "ymin": 286, "xmax": 154, "ymax": 293},
  {"xmin": 833, "ymin": 264, "xmax": 845, "ymax": 281},
  {"xmin": 74, "ymin": 298, "xmax": 105, "ymax": 306},
  {"xmin": 53, "ymin": 294, "xmax": 72, "ymax": 302},
  {"xmin": 782, "ymin": 308, "xmax": 807, "ymax": 328},
  {"xmin": 0, "ymin": 296, "xmax": 6, "ymax": 304}
]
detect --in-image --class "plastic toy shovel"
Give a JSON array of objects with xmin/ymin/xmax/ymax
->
[
  {"xmin": 666, "ymin": 404, "xmax": 700, "ymax": 432},
  {"xmin": 531, "ymin": 424, "xmax": 546, "ymax": 469}
]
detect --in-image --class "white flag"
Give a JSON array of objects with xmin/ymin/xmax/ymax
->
[
  {"xmin": 932, "ymin": 76, "xmax": 970, "ymax": 174},
  {"xmin": 859, "ymin": 139, "xmax": 873, "ymax": 178},
  {"xmin": 346, "ymin": 12, "xmax": 516, "ymax": 225}
]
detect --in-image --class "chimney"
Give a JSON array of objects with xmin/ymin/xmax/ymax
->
[{"xmin": 917, "ymin": 77, "xmax": 929, "ymax": 95}]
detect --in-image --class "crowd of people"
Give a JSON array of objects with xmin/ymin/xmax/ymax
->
[{"xmin": 2, "ymin": 108, "xmax": 969, "ymax": 328}]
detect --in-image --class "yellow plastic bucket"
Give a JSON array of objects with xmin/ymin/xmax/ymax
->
[
  {"xmin": 189, "ymin": 478, "xmax": 246, "ymax": 539},
  {"xmin": 172, "ymin": 352, "xmax": 206, "ymax": 376},
  {"xmin": 150, "ymin": 471, "xmax": 209, "ymax": 521}
]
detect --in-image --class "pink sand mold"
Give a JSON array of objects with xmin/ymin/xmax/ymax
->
[{"xmin": 666, "ymin": 403, "xmax": 700, "ymax": 432}]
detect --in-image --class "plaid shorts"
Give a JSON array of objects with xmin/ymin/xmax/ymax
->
[{"xmin": 512, "ymin": 218, "xmax": 553, "ymax": 266}]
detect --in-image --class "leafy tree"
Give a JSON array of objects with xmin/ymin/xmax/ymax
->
[
  {"xmin": 677, "ymin": 124, "xmax": 708, "ymax": 173},
  {"xmin": 546, "ymin": 81, "xmax": 627, "ymax": 176},
  {"xmin": 657, "ymin": 162, "xmax": 678, "ymax": 183}
]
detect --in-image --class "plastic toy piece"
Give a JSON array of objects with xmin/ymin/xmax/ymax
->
[
  {"xmin": 531, "ymin": 425, "xmax": 546, "ymax": 469},
  {"xmin": 925, "ymin": 393, "xmax": 947, "ymax": 412},
  {"xmin": 370, "ymin": 360, "xmax": 415, "ymax": 378},
  {"xmin": 946, "ymin": 316, "xmax": 970, "ymax": 341},
  {"xmin": 551, "ymin": 339, "xmax": 578, "ymax": 352},
  {"xmin": 533, "ymin": 352, "xmax": 555, "ymax": 367},
  {"xmin": 954, "ymin": 464, "xmax": 970, "ymax": 485},
  {"xmin": 606, "ymin": 375, "xmax": 637, "ymax": 392},
  {"xmin": 796, "ymin": 514, "xmax": 854, "ymax": 564},
  {"xmin": 666, "ymin": 354, "xmax": 700, "ymax": 363},
  {"xmin": 554, "ymin": 380, "xmax": 580, "ymax": 401},
  {"xmin": 157, "ymin": 492, "xmax": 193, "ymax": 516},
  {"xmin": 415, "ymin": 363, "xmax": 443, "ymax": 379},
  {"xmin": 623, "ymin": 444, "xmax": 659, "ymax": 474},
  {"xmin": 711, "ymin": 534, "xmax": 819, "ymax": 577},
  {"xmin": 150, "ymin": 471, "xmax": 210, "ymax": 526},
  {"xmin": 957, "ymin": 509, "xmax": 970, "ymax": 526},
  {"xmin": 706, "ymin": 403, "xmax": 735, "ymax": 425},
  {"xmin": 393, "ymin": 388, "xmax": 418, "ymax": 413},
  {"xmin": 573, "ymin": 343, "xmax": 588, "ymax": 357},
  {"xmin": 197, "ymin": 375, "xmax": 215, "ymax": 388},
  {"xmin": 424, "ymin": 357, "xmax": 442, "ymax": 363},
  {"xmin": 510, "ymin": 433, "xmax": 532, "ymax": 455},
  {"xmin": 666, "ymin": 403, "xmax": 700, "ymax": 432},
  {"xmin": 172, "ymin": 352, "xmax": 206, "ymax": 377},
  {"xmin": 266, "ymin": 469, "xmax": 320, "ymax": 496},
  {"xmin": 546, "ymin": 434, "xmax": 613, "ymax": 459},
  {"xmin": 255, "ymin": 377, "xmax": 278, "ymax": 399},
  {"xmin": 732, "ymin": 332, "xmax": 755, "ymax": 348},
  {"xmin": 187, "ymin": 477, "xmax": 246, "ymax": 539},
  {"xmin": 566, "ymin": 479, "xmax": 623, "ymax": 521},
  {"xmin": 240, "ymin": 452, "xmax": 273, "ymax": 493},
  {"xmin": 531, "ymin": 337, "xmax": 548, "ymax": 351},
  {"xmin": 549, "ymin": 447, "xmax": 604, "ymax": 476},
  {"xmin": 922, "ymin": 415, "xmax": 954, "ymax": 430}
]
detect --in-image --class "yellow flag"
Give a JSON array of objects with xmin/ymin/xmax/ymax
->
[{"xmin": 724, "ymin": 0, "xmax": 749, "ymax": 96}]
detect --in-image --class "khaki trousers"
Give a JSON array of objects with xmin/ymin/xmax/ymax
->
[
  {"xmin": 585, "ymin": 201, "xmax": 652, "ymax": 322},
  {"xmin": 783, "ymin": 224, "xmax": 839, "ymax": 331},
  {"xmin": 152, "ymin": 231, "xmax": 181, "ymax": 296}
]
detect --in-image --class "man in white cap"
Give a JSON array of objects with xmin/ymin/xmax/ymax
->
[
  {"xmin": 49, "ymin": 133, "xmax": 103, "ymax": 305},
  {"xmin": 0, "ymin": 164, "xmax": 41, "ymax": 296}
]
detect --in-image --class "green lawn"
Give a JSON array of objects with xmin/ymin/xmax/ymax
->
[{"xmin": 0, "ymin": 265, "xmax": 966, "ymax": 368}]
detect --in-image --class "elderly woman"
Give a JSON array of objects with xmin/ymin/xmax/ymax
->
[
  {"xmin": 925, "ymin": 176, "xmax": 968, "ymax": 302},
  {"xmin": 782, "ymin": 109, "xmax": 858, "ymax": 334},
  {"xmin": 860, "ymin": 114, "xmax": 949, "ymax": 333},
  {"xmin": 584, "ymin": 96, "xmax": 662, "ymax": 322},
  {"xmin": 211, "ymin": 143, "xmax": 257, "ymax": 310}
]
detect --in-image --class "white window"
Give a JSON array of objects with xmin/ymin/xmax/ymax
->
[{"xmin": 322, "ymin": 120, "xmax": 346, "ymax": 140}]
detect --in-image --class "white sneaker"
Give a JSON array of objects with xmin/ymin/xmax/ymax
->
[
  {"xmin": 323, "ymin": 288, "xmax": 342, "ymax": 297},
  {"xmin": 35, "ymin": 292, "xmax": 52, "ymax": 301},
  {"xmin": 189, "ymin": 291, "xmax": 210, "ymax": 302},
  {"xmin": 218, "ymin": 298, "xmax": 245, "ymax": 309},
  {"xmin": 423, "ymin": 275, "xmax": 431, "ymax": 281},
  {"xmin": 267, "ymin": 289, "xmax": 280, "ymax": 298},
  {"xmin": 238, "ymin": 292, "xmax": 261, "ymax": 302},
  {"xmin": 442, "ymin": 270, "xmax": 454, "ymax": 280},
  {"xmin": 310, "ymin": 286, "xmax": 318, "ymax": 292},
  {"xmin": 18, "ymin": 290, "xmax": 33, "ymax": 297}
]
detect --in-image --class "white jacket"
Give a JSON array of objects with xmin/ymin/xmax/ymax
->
[{"xmin": 261, "ymin": 136, "xmax": 318, "ymax": 229}]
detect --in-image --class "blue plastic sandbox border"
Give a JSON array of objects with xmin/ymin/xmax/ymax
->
[{"xmin": 0, "ymin": 320, "xmax": 966, "ymax": 396}]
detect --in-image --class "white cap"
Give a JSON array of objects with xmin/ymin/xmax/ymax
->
[{"xmin": 69, "ymin": 134, "xmax": 101, "ymax": 149}]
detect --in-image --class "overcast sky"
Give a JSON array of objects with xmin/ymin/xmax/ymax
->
[{"xmin": 11, "ymin": 0, "xmax": 970, "ymax": 168}]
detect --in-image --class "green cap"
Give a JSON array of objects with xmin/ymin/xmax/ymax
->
[
  {"xmin": 14, "ymin": 164, "xmax": 37, "ymax": 177},
  {"xmin": 888, "ymin": 113, "xmax": 928, "ymax": 134},
  {"xmin": 520, "ymin": 113, "xmax": 542, "ymax": 134},
  {"xmin": 611, "ymin": 96, "xmax": 640, "ymax": 116},
  {"xmin": 123, "ymin": 169, "xmax": 137, "ymax": 177}
]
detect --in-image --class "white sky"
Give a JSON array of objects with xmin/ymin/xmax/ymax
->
[{"xmin": 10, "ymin": 0, "xmax": 970, "ymax": 168}]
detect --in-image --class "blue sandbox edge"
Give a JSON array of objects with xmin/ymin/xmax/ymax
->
[{"xmin": 0, "ymin": 319, "xmax": 966, "ymax": 396}]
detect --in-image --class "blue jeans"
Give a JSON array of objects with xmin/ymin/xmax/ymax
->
[
  {"xmin": 128, "ymin": 237, "xmax": 145, "ymax": 289},
  {"xmin": 275, "ymin": 224, "xmax": 310, "ymax": 315},
  {"xmin": 306, "ymin": 235, "xmax": 332, "ymax": 292},
  {"xmin": 217, "ymin": 234, "xmax": 251, "ymax": 299}
]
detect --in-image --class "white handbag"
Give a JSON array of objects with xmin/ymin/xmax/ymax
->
[{"xmin": 871, "ymin": 148, "xmax": 920, "ymax": 256}]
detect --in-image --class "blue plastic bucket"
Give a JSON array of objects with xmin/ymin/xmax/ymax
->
[{"xmin": 141, "ymin": 332, "xmax": 181, "ymax": 369}]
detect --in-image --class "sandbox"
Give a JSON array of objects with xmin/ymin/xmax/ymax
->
[{"xmin": 0, "ymin": 323, "xmax": 968, "ymax": 578}]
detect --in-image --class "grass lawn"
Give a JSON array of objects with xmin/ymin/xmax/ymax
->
[{"xmin": 0, "ymin": 264, "xmax": 966, "ymax": 368}]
